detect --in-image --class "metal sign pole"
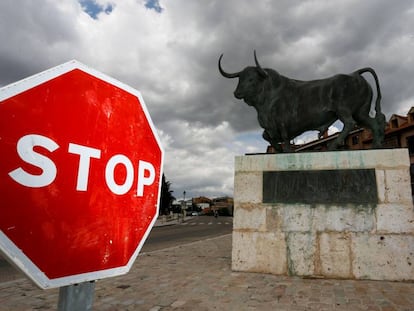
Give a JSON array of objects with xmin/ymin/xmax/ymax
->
[{"xmin": 57, "ymin": 281, "xmax": 96, "ymax": 311}]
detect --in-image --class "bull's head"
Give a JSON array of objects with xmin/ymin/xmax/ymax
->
[{"xmin": 218, "ymin": 51, "xmax": 268, "ymax": 106}]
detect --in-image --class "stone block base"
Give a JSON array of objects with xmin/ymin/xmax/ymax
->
[{"xmin": 232, "ymin": 149, "xmax": 414, "ymax": 281}]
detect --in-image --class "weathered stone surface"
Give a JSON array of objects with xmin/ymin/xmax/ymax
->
[
  {"xmin": 281, "ymin": 205, "xmax": 314, "ymax": 232},
  {"xmin": 235, "ymin": 149, "xmax": 409, "ymax": 172},
  {"xmin": 235, "ymin": 155, "xmax": 264, "ymax": 172},
  {"xmin": 352, "ymin": 233, "xmax": 414, "ymax": 281},
  {"xmin": 376, "ymin": 204, "xmax": 414, "ymax": 233},
  {"xmin": 319, "ymin": 232, "xmax": 352, "ymax": 278},
  {"xmin": 265, "ymin": 206, "xmax": 282, "ymax": 232},
  {"xmin": 286, "ymin": 232, "xmax": 316, "ymax": 276},
  {"xmin": 384, "ymin": 169, "xmax": 412, "ymax": 204},
  {"xmin": 279, "ymin": 205, "xmax": 375, "ymax": 233},
  {"xmin": 233, "ymin": 149, "xmax": 414, "ymax": 281},
  {"xmin": 234, "ymin": 171, "xmax": 262, "ymax": 203},
  {"xmin": 318, "ymin": 205, "xmax": 375, "ymax": 232},
  {"xmin": 232, "ymin": 231, "xmax": 287, "ymax": 275},
  {"xmin": 233, "ymin": 203, "xmax": 266, "ymax": 231},
  {"xmin": 375, "ymin": 170, "xmax": 386, "ymax": 203}
]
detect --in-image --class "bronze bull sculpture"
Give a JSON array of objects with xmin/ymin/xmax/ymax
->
[{"xmin": 219, "ymin": 51, "xmax": 386, "ymax": 152}]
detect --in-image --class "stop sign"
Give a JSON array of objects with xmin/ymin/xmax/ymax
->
[{"xmin": 0, "ymin": 60, "xmax": 163, "ymax": 289}]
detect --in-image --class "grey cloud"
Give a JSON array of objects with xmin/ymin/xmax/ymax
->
[
  {"xmin": 0, "ymin": 1, "xmax": 79, "ymax": 85},
  {"xmin": 2, "ymin": 0, "xmax": 414, "ymax": 197}
]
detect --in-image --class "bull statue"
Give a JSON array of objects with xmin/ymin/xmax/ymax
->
[{"xmin": 218, "ymin": 51, "xmax": 386, "ymax": 152}]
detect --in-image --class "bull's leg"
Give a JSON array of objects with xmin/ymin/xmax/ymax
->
[
  {"xmin": 282, "ymin": 140, "xmax": 292, "ymax": 152},
  {"xmin": 318, "ymin": 129, "xmax": 327, "ymax": 139},
  {"xmin": 328, "ymin": 115, "xmax": 356, "ymax": 150},
  {"xmin": 280, "ymin": 126, "xmax": 292, "ymax": 152},
  {"xmin": 263, "ymin": 130, "xmax": 283, "ymax": 152},
  {"xmin": 262, "ymin": 130, "xmax": 271, "ymax": 143},
  {"xmin": 374, "ymin": 112, "xmax": 386, "ymax": 147},
  {"xmin": 317, "ymin": 121, "xmax": 335, "ymax": 139},
  {"xmin": 355, "ymin": 111, "xmax": 386, "ymax": 148}
]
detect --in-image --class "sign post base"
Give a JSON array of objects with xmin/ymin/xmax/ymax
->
[{"xmin": 58, "ymin": 281, "xmax": 95, "ymax": 311}]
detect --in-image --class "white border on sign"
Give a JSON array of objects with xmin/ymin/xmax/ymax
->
[{"xmin": 0, "ymin": 60, "xmax": 164, "ymax": 289}]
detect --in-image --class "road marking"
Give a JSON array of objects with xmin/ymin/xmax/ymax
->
[{"xmin": 178, "ymin": 221, "xmax": 233, "ymax": 226}]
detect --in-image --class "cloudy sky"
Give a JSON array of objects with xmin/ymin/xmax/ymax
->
[{"xmin": 1, "ymin": 0, "xmax": 414, "ymax": 199}]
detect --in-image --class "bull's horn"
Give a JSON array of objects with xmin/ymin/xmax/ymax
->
[
  {"xmin": 218, "ymin": 54, "xmax": 240, "ymax": 78},
  {"xmin": 254, "ymin": 50, "xmax": 268, "ymax": 78}
]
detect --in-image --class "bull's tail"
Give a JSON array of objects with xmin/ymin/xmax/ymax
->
[
  {"xmin": 355, "ymin": 67, "xmax": 382, "ymax": 115},
  {"xmin": 356, "ymin": 67, "xmax": 386, "ymax": 147}
]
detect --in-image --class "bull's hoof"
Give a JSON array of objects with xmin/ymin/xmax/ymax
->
[
  {"xmin": 327, "ymin": 142, "xmax": 338, "ymax": 150},
  {"xmin": 372, "ymin": 142, "xmax": 385, "ymax": 149},
  {"xmin": 327, "ymin": 142, "xmax": 347, "ymax": 151}
]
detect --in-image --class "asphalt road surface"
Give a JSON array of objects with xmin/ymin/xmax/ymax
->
[{"xmin": 141, "ymin": 216, "xmax": 233, "ymax": 253}]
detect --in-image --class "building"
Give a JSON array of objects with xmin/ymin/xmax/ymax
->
[
  {"xmin": 289, "ymin": 107, "xmax": 414, "ymax": 192},
  {"xmin": 211, "ymin": 196, "xmax": 234, "ymax": 216},
  {"xmin": 192, "ymin": 196, "xmax": 212, "ymax": 214},
  {"xmin": 294, "ymin": 107, "xmax": 414, "ymax": 164},
  {"xmin": 170, "ymin": 196, "xmax": 234, "ymax": 215}
]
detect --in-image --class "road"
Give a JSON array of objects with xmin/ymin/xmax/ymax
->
[
  {"xmin": 142, "ymin": 215, "xmax": 233, "ymax": 253},
  {"xmin": 0, "ymin": 216, "xmax": 233, "ymax": 283}
]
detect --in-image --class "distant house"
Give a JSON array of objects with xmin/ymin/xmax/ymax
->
[
  {"xmin": 212, "ymin": 196, "xmax": 234, "ymax": 216},
  {"xmin": 190, "ymin": 196, "xmax": 234, "ymax": 215},
  {"xmin": 192, "ymin": 196, "xmax": 212, "ymax": 214},
  {"xmin": 169, "ymin": 196, "xmax": 234, "ymax": 215},
  {"xmin": 192, "ymin": 196, "xmax": 212, "ymax": 205}
]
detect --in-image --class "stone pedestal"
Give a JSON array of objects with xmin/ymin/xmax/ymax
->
[{"xmin": 232, "ymin": 149, "xmax": 414, "ymax": 281}]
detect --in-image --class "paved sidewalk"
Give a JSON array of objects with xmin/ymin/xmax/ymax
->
[{"xmin": 1, "ymin": 234, "xmax": 414, "ymax": 310}]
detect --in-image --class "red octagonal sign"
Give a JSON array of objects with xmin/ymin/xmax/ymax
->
[{"xmin": 0, "ymin": 61, "xmax": 163, "ymax": 288}]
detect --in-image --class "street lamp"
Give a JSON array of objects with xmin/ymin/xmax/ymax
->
[{"xmin": 182, "ymin": 191, "xmax": 186, "ymax": 220}]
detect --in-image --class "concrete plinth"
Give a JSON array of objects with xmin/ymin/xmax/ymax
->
[{"xmin": 232, "ymin": 149, "xmax": 414, "ymax": 281}]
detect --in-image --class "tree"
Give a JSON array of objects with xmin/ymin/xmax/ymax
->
[{"xmin": 160, "ymin": 174, "xmax": 176, "ymax": 215}]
